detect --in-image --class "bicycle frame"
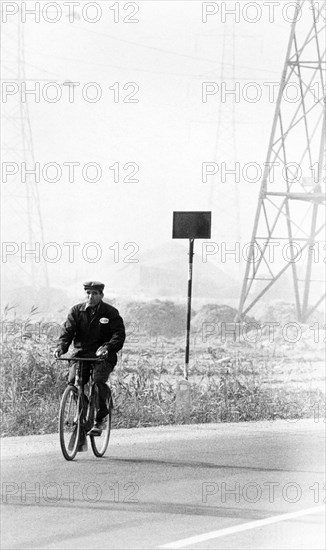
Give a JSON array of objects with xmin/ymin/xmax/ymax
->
[{"xmin": 57, "ymin": 356, "xmax": 111, "ymax": 460}]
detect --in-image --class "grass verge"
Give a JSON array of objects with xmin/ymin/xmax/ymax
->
[{"xmin": 1, "ymin": 335, "xmax": 324, "ymax": 436}]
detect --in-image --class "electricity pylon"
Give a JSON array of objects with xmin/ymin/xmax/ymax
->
[
  {"xmin": 192, "ymin": 22, "xmax": 242, "ymax": 246},
  {"xmin": 1, "ymin": 12, "xmax": 49, "ymax": 290},
  {"xmin": 209, "ymin": 23, "xmax": 241, "ymax": 247},
  {"xmin": 237, "ymin": 0, "xmax": 325, "ymax": 323}
]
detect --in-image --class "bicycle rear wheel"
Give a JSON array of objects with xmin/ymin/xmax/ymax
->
[
  {"xmin": 90, "ymin": 392, "xmax": 112, "ymax": 457},
  {"xmin": 59, "ymin": 385, "xmax": 80, "ymax": 460}
]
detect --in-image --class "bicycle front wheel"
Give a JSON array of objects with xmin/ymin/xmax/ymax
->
[
  {"xmin": 59, "ymin": 385, "xmax": 80, "ymax": 460},
  {"xmin": 90, "ymin": 394, "xmax": 112, "ymax": 458}
]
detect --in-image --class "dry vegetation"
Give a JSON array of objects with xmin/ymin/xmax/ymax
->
[{"xmin": 1, "ymin": 302, "xmax": 325, "ymax": 436}]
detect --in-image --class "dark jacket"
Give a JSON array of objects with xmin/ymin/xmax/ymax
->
[{"xmin": 57, "ymin": 301, "xmax": 125, "ymax": 366}]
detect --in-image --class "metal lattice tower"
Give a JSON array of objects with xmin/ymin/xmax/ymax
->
[
  {"xmin": 1, "ymin": 12, "xmax": 49, "ymax": 290},
  {"xmin": 237, "ymin": 0, "xmax": 325, "ymax": 322},
  {"xmin": 192, "ymin": 22, "xmax": 242, "ymax": 246},
  {"xmin": 209, "ymin": 23, "xmax": 241, "ymax": 246}
]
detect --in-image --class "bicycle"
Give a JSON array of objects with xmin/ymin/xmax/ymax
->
[{"xmin": 57, "ymin": 356, "xmax": 112, "ymax": 461}]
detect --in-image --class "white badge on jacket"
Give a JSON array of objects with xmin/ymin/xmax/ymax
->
[{"xmin": 99, "ymin": 317, "xmax": 109, "ymax": 324}]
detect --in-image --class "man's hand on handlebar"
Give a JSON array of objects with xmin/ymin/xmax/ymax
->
[
  {"xmin": 54, "ymin": 349, "xmax": 64, "ymax": 359},
  {"xmin": 96, "ymin": 345, "xmax": 109, "ymax": 358}
]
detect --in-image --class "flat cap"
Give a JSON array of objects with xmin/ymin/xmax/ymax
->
[{"xmin": 83, "ymin": 281, "xmax": 105, "ymax": 292}]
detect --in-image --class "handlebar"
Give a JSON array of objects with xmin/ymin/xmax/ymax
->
[{"xmin": 56, "ymin": 356, "xmax": 106, "ymax": 362}]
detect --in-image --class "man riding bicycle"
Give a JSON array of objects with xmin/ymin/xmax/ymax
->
[{"xmin": 54, "ymin": 281, "xmax": 125, "ymax": 436}]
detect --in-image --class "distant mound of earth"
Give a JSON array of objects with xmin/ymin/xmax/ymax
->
[
  {"xmin": 124, "ymin": 300, "xmax": 188, "ymax": 338},
  {"xmin": 253, "ymin": 300, "xmax": 325, "ymax": 324},
  {"xmin": 123, "ymin": 300, "xmax": 257, "ymax": 338},
  {"xmin": 191, "ymin": 304, "xmax": 256, "ymax": 334}
]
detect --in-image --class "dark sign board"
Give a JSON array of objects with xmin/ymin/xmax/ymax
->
[{"xmin": 172, "ymin": 211, "xmax": 211, "ymax": 239}]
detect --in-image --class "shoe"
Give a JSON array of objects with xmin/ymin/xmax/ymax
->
[{"xmin": 87, "ymin": 421, "xmax": 105, "ymax": 437}]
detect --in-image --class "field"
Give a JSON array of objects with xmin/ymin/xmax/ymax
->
[{"xmin": 0, "ymin": 302, "xmax": 325, "ymax": 436}]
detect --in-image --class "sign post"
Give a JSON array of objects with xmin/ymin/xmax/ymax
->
[
  {"xmin": 172, "ymin": 211, "xmax": 212, "ymax": 421},
  {"xmin": 185, "ymin": 238, "xmax": 194, "ymax": 380}
]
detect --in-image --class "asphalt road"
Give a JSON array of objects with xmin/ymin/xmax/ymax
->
[{"xmin": 1, "ymin": 420, "xmax": 325, "ymax": 549}]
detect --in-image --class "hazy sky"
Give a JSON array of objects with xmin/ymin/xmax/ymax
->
[{"xmin": 2, "ymin": 0, "xmax": 322, "ymax": 294}]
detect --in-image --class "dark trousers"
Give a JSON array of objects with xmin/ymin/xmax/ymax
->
[{"xmin": 68, "ymin": 360, "xmax": 114, "ymax": 421}]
